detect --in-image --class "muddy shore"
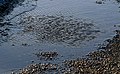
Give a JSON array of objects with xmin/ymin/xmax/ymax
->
[
  {"xmin": 0, "ymin": 0, "xmax": 120, "ymax": 74},
  {"xmin": 2, "ymin": 28, "xmax": 120, "ymax": 73},
  {"xmin": 9, "ymin": 30, "xmax": 119, "ymax": 74}
]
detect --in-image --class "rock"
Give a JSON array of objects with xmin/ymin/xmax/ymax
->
[
  {"xmin": 35, "ymin": 51, "xmax": 58, "ymax": 60},
  {"xmin": 18, "ymin": 63, "xmax": 58, "ymax": 74},
  {"xmin": 1, "ymin": 32, "xmax": 8, "ymax": 36},
  {"xmin": 96, "ymin": 0, "xmax": 103, "ymax": 4}
]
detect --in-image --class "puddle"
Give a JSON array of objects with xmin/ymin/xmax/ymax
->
[
  {"xmin": 0, "ymin": 0, "xmax": 120, "ymax": 73},
  {"xmin": 18, "ymin": 15, "xmax": 100, "ymax": 46}
]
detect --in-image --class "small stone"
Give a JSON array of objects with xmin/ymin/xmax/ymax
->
[
  {"xmin": 12, "ymin": 44, "xmax": 15, "ymax": 46},
  {"xmin": 96, "ymin": 0, "xmax": 103, "ymax": 4},
  {"xmin": 1, "ymin": 32, "xmax": 8, "ymax": 36}
]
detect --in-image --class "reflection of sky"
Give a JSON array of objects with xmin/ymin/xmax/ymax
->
[
  {"xmin": 0, "ymin": 44, "xmax": 36, "ymax": 73},
  {"xmin": 14, "ymin": 0, "xmax": 120, "ymax": 44},
  {"xmin": 1, "ymin": 0, "xmax": 120, "ymax": 73}
]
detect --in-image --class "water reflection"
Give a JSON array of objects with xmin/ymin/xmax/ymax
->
[
  {"xmin": 0, "ymin": 0, "xmax": 120, "ymax": 73},
  {"xmin": 0, "ymin": 0, "xmax": 37, "ymax": 45},
  {"xmin": 0, "ymin": 22, "xmax": 12, "ymax": 44},
  {"xmin": 116, "ymin": 0, "xmax": 120, "ymax": 3},
  {"xmin": 19, "ymin": 15, "xmax": 100, "ymax": 46},
  {"xmin": 96, "ymin": 0, "xmax": 120, "ymax": 4},
  {"xmin": 0, "ymin": 0, "xmax": 25, "ymax": 44},
  {"xmin": 0, "ymin": 0, "xmax": 25, "ymax": 17}
]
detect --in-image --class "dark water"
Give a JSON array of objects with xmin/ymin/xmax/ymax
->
[
  {"xmin": 0, "ymin": 0, "xmax": 120, "ymax": 73},
  {"xmin": 0, "ymin": 0, "xmax": 25, "ymax": 18}
]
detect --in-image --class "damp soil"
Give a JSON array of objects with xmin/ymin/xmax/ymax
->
[{"xmin": 0, "ymin": 0, "xmax": 120, "ymax": 73}]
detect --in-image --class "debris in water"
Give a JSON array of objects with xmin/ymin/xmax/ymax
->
[
  {"xmin": 15, "ymin": 30, "xmax": 120, "ymax": 74},
  {"xmin": 96, "ymin": 0, "xmax": 104, "ymax": 4},
  {"xmin": 20, "ymin": 15, "xmax": 100, "ymax": 46},
  {"xmin": 35, "ymin": 51, "xmax": 58, "ymax": 60}
]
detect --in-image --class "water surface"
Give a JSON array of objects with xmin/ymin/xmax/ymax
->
[{"xmin": 0, "ymin": 0, "xmax": 120, "ymax": 73}]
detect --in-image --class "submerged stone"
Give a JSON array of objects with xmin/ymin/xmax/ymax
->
[
  {"xmin": 20, "ymin": 15, "xmax": 100, "ymax": 46},
  {"xmin": 35, "ymin": 51, "xmax": 58, "ymax": 60}
]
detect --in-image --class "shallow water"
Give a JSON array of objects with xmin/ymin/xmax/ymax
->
[{"xmin": 0, "ymin": 0, "xmax": 120, "ymax": 73}]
